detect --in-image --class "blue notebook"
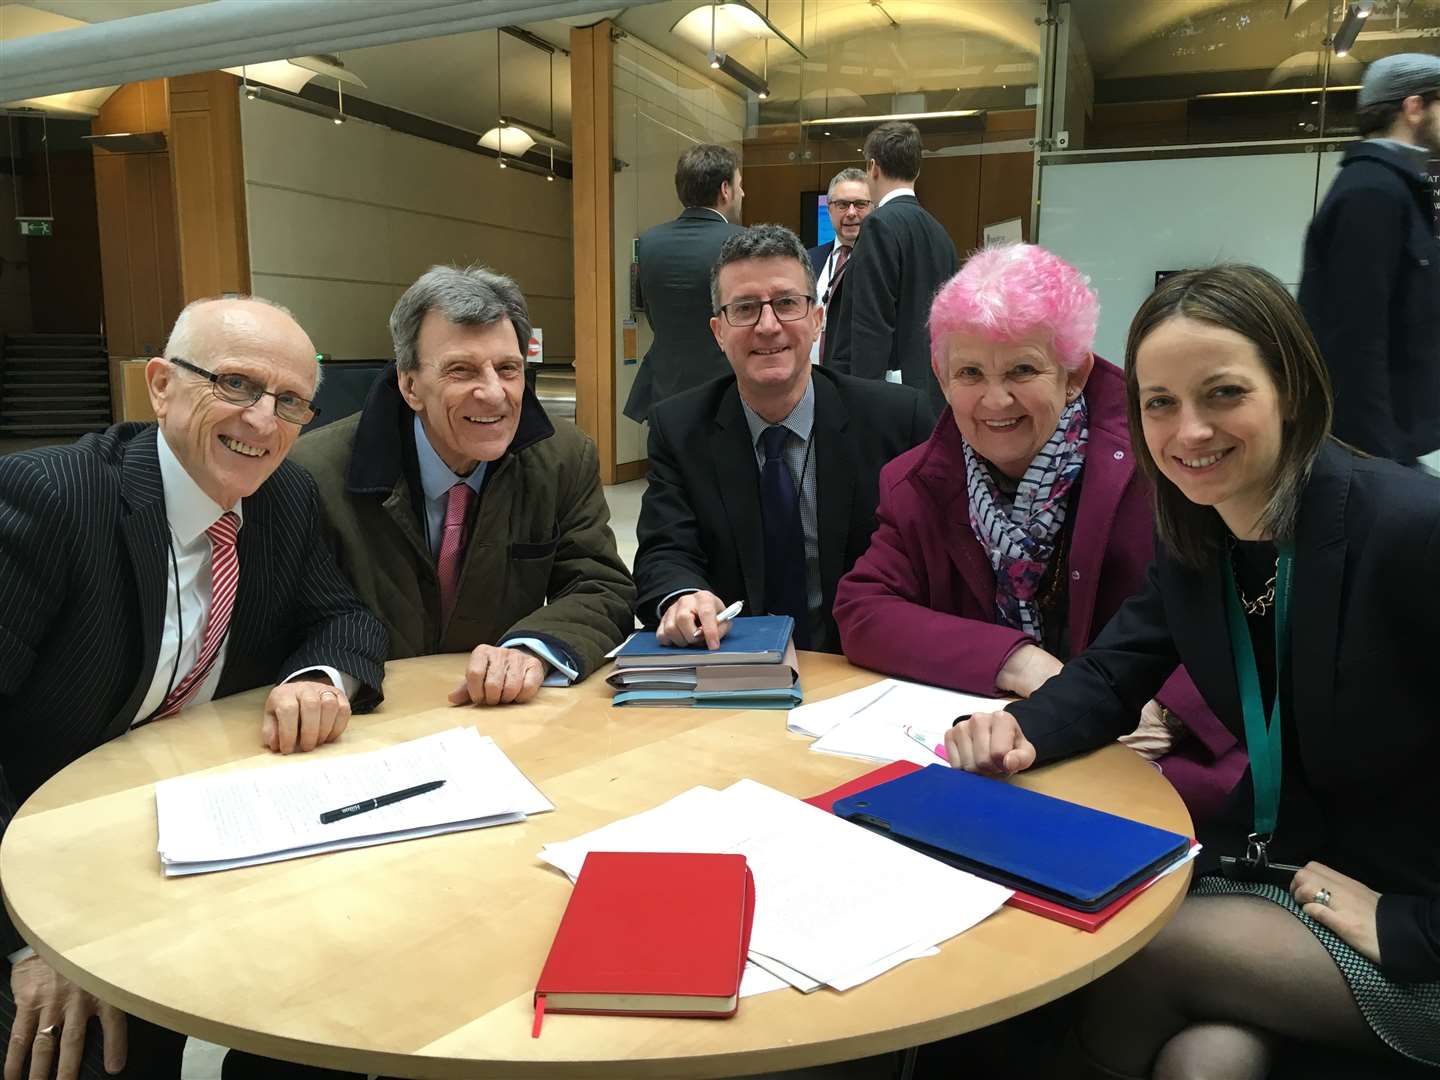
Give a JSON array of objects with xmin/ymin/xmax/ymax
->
[
  {"xmin": 614, "ymin": 615, "xmax": 795, "ymax": 668},
  {"xmin": 833, "ymin": 764, "xmax": 1189, "ymax": 911}
]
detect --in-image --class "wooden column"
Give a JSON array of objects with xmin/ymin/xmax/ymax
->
[
  {"xmin": 569, "ymin": 22, "xmax": 618, "ymax": 483},
  {"xmin": 167, "ymin": 71, "xmax": 250, "ymax": 300}
]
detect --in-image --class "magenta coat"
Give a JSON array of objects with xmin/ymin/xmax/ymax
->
[{"xmin": 833, "ymin": 359, "xmax": 1247, "ymax": 824}]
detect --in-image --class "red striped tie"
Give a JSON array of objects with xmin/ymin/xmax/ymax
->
[{"xmin": 157, "ymin": 511, "xmax": 240, "ymax": 718}]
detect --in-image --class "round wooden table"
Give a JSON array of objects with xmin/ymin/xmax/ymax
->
[{"xmin": 2, "ymin": 653, "xmax": 1192, "ymax": 1078}]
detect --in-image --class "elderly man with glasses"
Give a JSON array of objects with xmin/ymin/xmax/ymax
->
[
  {"xmin": 0, "ymin": 296, "xmax": 388, "ymax": 1080},
  {"xmin": 634, "ymin": 224, "xmax": 933, "ymax": 652}
]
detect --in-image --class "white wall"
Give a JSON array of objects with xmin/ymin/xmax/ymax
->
[
  {"xmin": 1037, "ymin": 150, "xmax": 1343, "ymax": 365},
  {"xmin": 240, "ymin": 98, "xmax": 573, "ymax": 363},
  {"xmin": 612, "ymin": 38, "xmax": 745, "ymax": 464}
]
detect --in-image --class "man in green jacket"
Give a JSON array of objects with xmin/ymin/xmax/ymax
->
[{"xmin": 291, "ymin": 265, "xmax": 635, "ymax": 706}]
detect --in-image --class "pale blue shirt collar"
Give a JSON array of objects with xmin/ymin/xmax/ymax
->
[
  {"xmin": 414, "ymin": 415, "xmax": 487, "ymax": 502},
  {"xmin": 156, "ymin": 428, "xmax": 244, "ymax": 545},
  {"xmin": 1366, "ymin": 137, "xmax": 1430, "ymax": 172},
  {"xmin": 740, "ymin": 376, "xmax": 816, "ymax": 448},
  {"xmin": 877, "ymin": 187, "xmax": 916, "ymax": 209}
]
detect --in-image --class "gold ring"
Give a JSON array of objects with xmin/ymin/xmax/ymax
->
[{"xmin": 320, "ymin": 690, "xmax": 339, "ymax": 703}]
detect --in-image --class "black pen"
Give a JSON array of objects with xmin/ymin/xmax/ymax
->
[{"xmin": 319, "ymin": 779, "xmax": 446, "ymax": 824}]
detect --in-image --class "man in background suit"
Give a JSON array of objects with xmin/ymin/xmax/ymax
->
[
  {"xmin": 635, "ymin": 224, "xmax": 933, "ymax": 653},
  {"xmin": 827, "ymin": 120, "xmax": 959, "ymax": 413},
  {"xmin": 0, "ymin": 298, "xmax": 387, "ymax": 1080},
  {"xmin": 806, "ymin": 167, "xmax": 872, "ymax": 365},
  {"xmin": 622, "ymin": 143, "xmax": 746, "ymax": 422}
]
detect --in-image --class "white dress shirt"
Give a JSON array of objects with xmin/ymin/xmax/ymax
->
[
  {"xmin": 810, "ymin": 242, "xmax": 852, "ymax": 366},
  {"xmin": 877, "ymin": 186, "xmax": 916, "ymax": 208}
]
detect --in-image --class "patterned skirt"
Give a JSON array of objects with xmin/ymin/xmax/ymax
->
[{"xmin": 1190, "ymin": 875, "xmax": 1440, "ymax": 1067}]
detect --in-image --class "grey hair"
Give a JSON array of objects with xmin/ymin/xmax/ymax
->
[
  {"xmin": 827, "ymin": 167, "xmax": 867, "ymax": 194},
  {"xmin": 389, "ymin": 264, "xmax": 532, "ymax": 373},
  {"xmin": 163, "ymin": 295, "xmax": 322, "ymax": 389},
  {"xmin": 709, "ymin": 224, "xmax": 817, "ymax": 312}
]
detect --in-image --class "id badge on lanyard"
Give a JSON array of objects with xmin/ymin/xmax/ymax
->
[{"xmin": 1217, "ymin": 544, "xmax": 1298, "ymax": 888}]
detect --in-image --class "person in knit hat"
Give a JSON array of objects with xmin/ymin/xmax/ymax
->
[{"xmin": 1298, "ymin": 53, "xmax": 1440, "ymax": 466}]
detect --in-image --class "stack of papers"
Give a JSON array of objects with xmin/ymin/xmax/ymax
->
[
  {"xmin": 788, "ymin": 678, "xmax": 1011, "ymax": 767},
  {"xmin": 155, "ymin": 727, "xmax": 551, "ymax": 876},
  {"xmin": 608, "ymin": 616, "xmax": 803, "ymax": 709},
  {"xmin": 539, "ymin": 780, "xmax": 1011, "ymax": 996}
]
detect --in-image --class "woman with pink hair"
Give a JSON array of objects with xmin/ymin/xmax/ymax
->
[{"xmin": 834, "ymin": 243, "xmax": 1244, "ymax": 821}]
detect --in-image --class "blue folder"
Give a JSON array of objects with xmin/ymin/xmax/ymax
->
[
  {"xmin": 613, "ymin": 615, "xmax": 795, "ymax": 667},
  {"xmin": 832, "ymin": 764, "xmax": 1190, "ymax": 911}
]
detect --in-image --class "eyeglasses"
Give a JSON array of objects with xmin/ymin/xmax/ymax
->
[
  {"xmin": 829, "ymin": 199, "xmax": 872, "ymax": 212},
  {"xmin": 169, "ymin": 357, "xmax": 319, "ymax": 425},
  {"xmin": 717, "ymin": 294, "xmax": 815, "ymax": 327}
]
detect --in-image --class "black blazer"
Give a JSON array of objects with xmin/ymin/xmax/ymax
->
[
  {"xmin": 0, "ymin": 425, "xmax": 388, "ymax": 952},
  {"xmin": 634, "ymin": 367, "xmax": 934, "ymax": 651},
  {"xmin": 807, "ymin": 241, "xmax": 834, "ymax": 281},
  {"xmin": 1299, "ymin": 142, "xmax": 1440, "ymax": 462},
  {"xmin": 623, "ymin": 207, "xmax": 746, "ymax": 422},
  {"xmin": 1008, "ymin": 443, "xmax": 1440, "ymax": 982},
  {"xmin": 827, "ymin": 194, "xmax": 959, "ymax": 414}
]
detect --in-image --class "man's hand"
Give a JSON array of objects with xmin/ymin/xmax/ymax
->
[
  {"xmin": 1291, "ymin": 861, "xmax": 1382, "ymax": 965},
  {"xmin": 656, "ymin": 591, "xmax": 732, "ymax": 650},
  {"xmin": 944, "ymin": 710, "xmax": 1037, "ymax": 777},
  {"xmin": 995, "ymin": 644, "xmax": 1064, "ymax": 698},
  {"xmin": 449, "ymin": 645, "xmax": 545, "ymax": 707},
  {"xmin": 6, "ymin": 954, "xmax": 126, "ymax": 1080},
  {"xmin": 262, "ymin": 678, "xmax": 351, "ymax": 754}
]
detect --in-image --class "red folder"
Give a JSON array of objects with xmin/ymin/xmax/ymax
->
[
  {"xmin": 806, "ymin": 763, "xmax": 1193, "ymax": 932},
  {"xmin": 533, "ymin": 851, "xmax": 755, "ymax": 1035}
]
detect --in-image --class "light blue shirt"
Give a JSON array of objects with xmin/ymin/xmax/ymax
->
[{"xmin": 412, "ymin": 416, "xmax": 576, "ymax": 685}]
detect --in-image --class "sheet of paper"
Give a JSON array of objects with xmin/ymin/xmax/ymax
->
[
  {"xmin": 156, "ymin": 728, "xmax": 548, "ymax": 870},
  {"xmin": 738, "ymin": 961, "xmax": 791, "ymax": 999},
  {"xmin": 785, "ymin": 680, "xmax": 896, "ymax": 738},
  {"xmin": 748, "ymin": 950, "xmax": 822, "ymax": 993},
  {"xmin": 807, "ymin": 680, "xmax": 1011, "ymax": 766}
]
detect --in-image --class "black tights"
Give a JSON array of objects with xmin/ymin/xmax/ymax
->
[{"xmin": 1079, "ymin": 895, "xmax": 1388, "ymax": 1079}]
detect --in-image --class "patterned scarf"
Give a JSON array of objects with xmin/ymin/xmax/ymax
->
[{"xmin": 962, "ymin": 395, "xmax": 1088, "ymax": 642}]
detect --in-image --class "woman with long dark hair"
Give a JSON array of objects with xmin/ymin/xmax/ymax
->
[{"xmin": 945, "ymin": 264, "xmax": 1440, "ymax": 1076}]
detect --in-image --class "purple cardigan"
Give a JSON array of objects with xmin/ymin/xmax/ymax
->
[{"xmin": 833, "ymin": 359, "xmax": 1247, "ymax": 824}]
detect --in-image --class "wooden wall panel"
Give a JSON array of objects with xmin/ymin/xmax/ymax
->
[
  {"xmin": 915, "ymin": 156, "xmax": 983, "ymax": 255},
  {"xmin": 91, "ymin": 79, "xmax": 168, "ymax": 137},
  {"xmin": 570, "ymin": 22, "xmax": 617, "ymax": 482},
  {"xmin": 976, "ymin": 151, "xmax": 1035, "ymax": 246},
  {"xmin": 741, "ymin": 162, "xmax": 821, "ymax": 231},
  {"xmin": 168, "ymin": 71, "xmax": 250, "ymax": 300},
  {"xmin": 92, "ymin": 144, "xmax": 181, "ymax": 357}
]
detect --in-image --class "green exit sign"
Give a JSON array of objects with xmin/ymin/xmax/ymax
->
[{"xmin": 17, "ymin": 217, "xmax": 53, "ymax": 237}]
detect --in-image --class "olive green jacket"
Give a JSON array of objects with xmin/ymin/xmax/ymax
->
[{"xmin": 290, "ymin": 367, "xmax": 635, "ymax": 678}]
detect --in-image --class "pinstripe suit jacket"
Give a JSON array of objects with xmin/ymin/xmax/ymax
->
[{"xmin": 0, "ymin": 424, "xmax": 387, "ymax": 951}]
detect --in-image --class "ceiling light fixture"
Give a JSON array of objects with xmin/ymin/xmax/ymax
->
[
  {"xmin": 1331, "ymin": 1, "xmax": 1373, "ymax": 57},
  {"xmin": 333, "ymin": 79, "xmax": 345, "ymax": 124},
  {"xmin": 672, "ymin": 2, "xmax": 804, "ymax": 59},
  {"xmin": 478, "ymin": 27, "xmax": 569, "ymax": 175},
  {"xmin": 706, "ymin": 50, "xmax": 770, "ymax": 98},
  {"xmin": 223, "ymin": 55, "xmax": 365, "ymax": 95},
  {"xmin": 801, "ymin": 109, "xmax": 982, "ymax": 126}
]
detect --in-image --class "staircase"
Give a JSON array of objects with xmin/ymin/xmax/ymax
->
[{"xmin": 0, "ymin": 333, "xmax": 112, "ymax": 437}]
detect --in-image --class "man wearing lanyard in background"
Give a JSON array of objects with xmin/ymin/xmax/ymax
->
[{"xmin": 807, "ymin": 168, "xmax": 872, "ymax": 366}]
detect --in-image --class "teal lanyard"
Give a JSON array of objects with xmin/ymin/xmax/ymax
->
[{"xmin": 1221, "ymin": 543, "xmax": 1294, "ymax": 858}]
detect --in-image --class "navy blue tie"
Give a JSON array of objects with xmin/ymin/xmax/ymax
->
[{"xmin": 759, "ymin": 425, "xmax": 810, "ymax": 649}]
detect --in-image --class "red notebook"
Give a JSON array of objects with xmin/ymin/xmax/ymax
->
[
  {"xmin": 533, "ymin": 851, "xmax": 755, "ymax": 1036},
  {"xmin": 806, "ymin": 763, "xmax": 1194, "ymax": 933}
]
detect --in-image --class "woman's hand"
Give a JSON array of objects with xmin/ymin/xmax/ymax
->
[
  {"xmin": 995, "ymin": 644, "xmax": 1063, "ymax": 698},
  {"xmin": 1118, "ymin": 699, "xmax": 1177, "ymax": 761},
  {"xmin": 944, "ymin": 711, "xmax": 1036, "ymax": 776},
  {"xmin": 1290, "ymin": 861, "xmax": 1382, "ymax": 965}
]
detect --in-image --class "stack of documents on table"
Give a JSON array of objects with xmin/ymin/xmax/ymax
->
[
  {"xmin": 608, "ymin": 615, "xmax": 802, "ymax": 709},
  {"xmin": 787, "ymin": 678, "xmax": 1011, "ymax": 767},
  {"xmin": 154, "ymin": 727, "xmax": 552, "ymax": 876},
  {"xmin": 538, "ymin": 779, "xmax": 1011, "ymax": 995}
]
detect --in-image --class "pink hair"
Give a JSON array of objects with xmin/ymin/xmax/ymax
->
[{"xmin": 928, "ymin": 243, "xmax": 1099, "ymax": 373}]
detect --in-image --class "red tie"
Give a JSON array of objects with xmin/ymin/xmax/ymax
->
[
  {"xmin": 437, "ymin": 482, "xmax": 475, "ymax": 624},
  {"xmin": 157, "ymin": 512, "xmax": 239, "ymax": 718}
]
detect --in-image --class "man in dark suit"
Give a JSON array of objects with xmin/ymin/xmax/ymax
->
[
  {"xmin": 0, "ymin": 298, "xmax": 387, "ymax": 1080},
  {"xmin": 806, "ymin": 167, "xmax": 872, "ymax": 365},
  {"xmin": 1298, "ymin": 54, "xmax": 1440, "ymax": 465},
  {"xmin": 635, "ymin": 224, "xmax": 933, "ymax": 653},
  {"xmin": 622, "ymin": 143, "xmax": 746, "ymax": 422},
  {"xmin": 827, "ymin": 120, "xmax": 959, "ymax": 414}
]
